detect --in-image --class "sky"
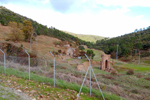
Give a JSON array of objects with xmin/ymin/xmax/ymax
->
[{"xmin": 0, "ymin": 0, "xmax": 150, "ymax": 37}]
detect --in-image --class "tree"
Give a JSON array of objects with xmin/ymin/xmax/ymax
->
[
  {"xmin": 23, "ymin": 20, "xmax": 34, "ymax": 42},
  {"xmin": 136, "ymin": 42, "xmax": 143, "ymax": 49},
  {"xmin": 86, "ymin": 49, "xmax": 95, "ymax": 59},
  {"xmin": 8, "ymin": 21, "xmax": 24, "ymax": 42}
]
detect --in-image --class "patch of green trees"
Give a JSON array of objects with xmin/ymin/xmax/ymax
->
[{"xmin": 95, "ymin": 27, "xmax": 150, "ymax": 57}]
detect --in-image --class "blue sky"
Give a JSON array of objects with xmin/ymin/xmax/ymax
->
[{"xmin": 0, "ymin": 0, "xmax": 150, "ymax": 37}]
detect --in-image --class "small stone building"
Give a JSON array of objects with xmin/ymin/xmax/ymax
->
[
  {"xmin": 100, "ymin": 53, "xmax": 111, "ymax": 71},
  {"xmin": 66, "ymin": 48, "xmax": 75, "ymax": 57}
]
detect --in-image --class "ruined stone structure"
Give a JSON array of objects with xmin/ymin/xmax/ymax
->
[
  {"xmin": 66, "ymin": 48, "xmax": 75, "ymax": 57},
  {"xmin": 100, "ymin": 53, "xmax": 111, "ymax": 71}
]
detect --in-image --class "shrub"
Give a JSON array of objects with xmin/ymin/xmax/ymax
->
[
  {"xmin": 145, "ymin": 77, "xmax": 150, "ymax": 81},
  {"xmin": 111, "ymin": 70, "xmax": 117, "ymax": 76},
  {"xmin": 61, "ymin": 67, "xmax": 66, "ymax": 69},
  {"xmin": 53, "ymin": 41, "xmax": 60, "ymax": 45},
  {"xmin": 78, "ymin": 45, "xmax": 85, "ymax": 50},
  {"xmin": 126, "ymin": 69, "xmax": 134, "ymax": 75},
  {"xmin": 8, "ymin": 21, "xmax": 24, "ymax": 42},
  {"xmin": 144, "ymin": 85, "xmax": 150, "ymax": 89},
  {"xmin": 114, "ymin": 82, "xmax": 118, "ymax": 85},
  {"xmin": 0, "ymin": 20, "xmax": 5, "ymax": 25},
  {"xmin": 131, "ymin": 89, "xmax": 138, "ymax": 94},
  {"xmin": 52, "ymin": 51, "xmax": 58, "ymax": 55},
  {"xmin": 102, "ymin": 75, "xmax": 114, "ymax": 80},
  {"xmin": 58, "ymin": 50, "xmax": 61, "ymax": 53}
]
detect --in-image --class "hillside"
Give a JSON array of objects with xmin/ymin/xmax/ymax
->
[
  {"xmin": 2, "ymin": 6, "xmax": 150, "ymax": 100},
  {"xmin": 95, "ymin": 27, "xmax": 150, "ymax": 58},
  {"xmin": 0, "ymin": 6, "xmax": 94, "ymax": 48},
  {"xmin": 63, "ymin": 31, "xmax": 105, "ymax": 43}
]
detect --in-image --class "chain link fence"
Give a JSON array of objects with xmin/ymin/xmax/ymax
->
[{"xmin": 0, "ymin": 53, "xmax": 105, "ymax": 97}]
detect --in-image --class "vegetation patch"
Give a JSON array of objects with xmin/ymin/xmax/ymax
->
[{"xmin": 0, "ymin": 66, "xmax": 123, "ymax": 100}]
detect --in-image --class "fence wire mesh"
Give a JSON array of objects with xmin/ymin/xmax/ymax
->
[{"xmin": 0, "ymin": 54, "xmax": 102, "ymax": 92}]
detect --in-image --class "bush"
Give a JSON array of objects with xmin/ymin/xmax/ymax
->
[
  {"xmin": 86, "ymin": 49, "xmax": 95, "ymax": 59},
  {"xmin": 126, "ymin": 69, "xmax": 134, "ymax": 75},
  {"xmin": 52, "ymin": 51, "xmax": 58, "ymax": 55},
  {"xmin": 111, "ymin": 70, "xmax": 117, "ymax": 76},
  {"xmin": 58, "ymin": 50, "xmax": 61, "ymax": 53},
  {"xmin": 131, "ymin": 89, "xmax": 138, "ymax": 94},
  {"xmin": 78, "ymin": 45, "xmax": 85, "ymax": 50},
  {"xmin": 8, "ymin": 21, "xmax": 24, "ymax": 42},
  {"xmin": 0, "ymin": 20, "xmax": 5, "ymax": 25},
  {"xmin": 53, "ymin": 41, "xmax": 60, "ymax": 45}
]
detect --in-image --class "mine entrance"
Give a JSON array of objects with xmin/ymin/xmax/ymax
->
[{"xmin": 105, "ymin": 60, "xmax": 108, "ymax": 68}]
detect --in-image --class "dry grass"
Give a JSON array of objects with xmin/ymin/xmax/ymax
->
[{"xmin": 0, "ymin": 24, "xmax": 11, "ymax": 39}]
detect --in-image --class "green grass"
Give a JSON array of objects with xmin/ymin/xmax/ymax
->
[
  {"xmin": 93, "ymin": 67, "xmax": 110, "ymax": 74},
  {"xmin": 84, "ymin": 49, "xmax": 102, "ymax": 61},
  {"xmin": 123, "ymin": 64, "xmax": 150, "ymax": 72},
  {"xmin": 143, "ymin": 60, "xmax": 150, "ymax": 64},
  {"xmin": 0, "ymin": 66, "xmax": 124, "ymax": 100},
  {"xmin": 66, "ymin": 58, "xmax": 74, "ymax": 61}
]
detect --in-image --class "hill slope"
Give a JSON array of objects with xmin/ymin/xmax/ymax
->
[
  {"xmin": 63, "ymin": 31, "xmax": 105, "ymax": 43},
  {"xmin": 95, "ymin": 27, "xmax": 150, "ymax": 57},
  {"xmin": 0, "ymin": 6, "xmax": 94, "ymax": 48}
]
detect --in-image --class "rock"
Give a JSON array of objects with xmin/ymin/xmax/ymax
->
[
  {"xmin": 32, "ymin": 98, "xmax": 36, "ymax": 100},
  {"xmin": 14, "ymin": 81, "xmax": 17, "ymax": 84},
  {"xmin": 17, "ymin": 89, "xmax": 22, "ymax": 93},
  {"xmin": 30, "ymin": 90, "xmax": 37, "ymax": 94}
]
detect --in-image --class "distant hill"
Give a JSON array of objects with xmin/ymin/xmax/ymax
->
[{"xmin": 63, "ymin": 31, "xmax": 105, "ymax": 43}]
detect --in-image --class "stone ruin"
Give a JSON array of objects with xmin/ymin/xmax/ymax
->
[
  {"xmin": 100, "ymin": 53, "xmax": 114, "ymax": 72},
  {"xmin": 66, "ymin": 48, "xmax": 75, "ymax": 57}
]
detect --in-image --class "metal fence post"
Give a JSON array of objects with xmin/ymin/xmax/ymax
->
[
  {"xmin": 49, "ymin": 51, "xmax": 55, "ymax": 87},
  {"xmin": 77, "ymin": 54, "xmax": 105, "ymax": 100},
  {"xmin": 25, "ymin": 50, "xmax": 30, "ymax": 80},
  {"xmin": 0, "ymin": 49, "xmax": 6, "ymax": 75},
  {"xmin": 116, "ymin": 44, "xmax": 119, "ymax": 60},
  {"xmin": 138, "ymin": 50, "xmax": 140, "ymax": 65},
  {"xmin": 91, "ymin": 68, "xmax": 105, "ymax": 100},
  {"xmin": 85, "ymin": 54, "xmax": 92, "ymax": 96},
  {"xmin": 135, "ymin": 49, "xmax": 137, "ymax": 56}
]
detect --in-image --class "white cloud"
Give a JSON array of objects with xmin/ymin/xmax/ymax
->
[
  {"xmin": 2, "ymin": 3, "xmax": 150, "ymax": 37},
  {"xmin": 42, "ymin": 0, "xmax": 49, "ymax": 4},
  {"xmin": 95, "ymin": 0, "xmax": 150, "ymax": 7}
]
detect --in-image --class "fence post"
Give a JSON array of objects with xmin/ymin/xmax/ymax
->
[
  {"xmin": 116, "ymin": 44, "xmax": 119, "ymax": 60},
  {"xmin": 49, "ymin": 51, "xmax": 55, "ymax": 87},
  {"xmin": 138, "ymin": 50, "xmax": 140, "ymax": 65},
  {"xmin": 77, "ymin": 54, "xmax": 105, "ymax": 100},
  {"xmin": 0, "ymin": 49, "xmax": 6, "ymax": 75},
  {"xmin": 25, "ymin": 50, "xmax": 30, "ymax": 80},
  {"xmin": 85, "ymin": 54, "xmax": 92, "ymax": 96}
]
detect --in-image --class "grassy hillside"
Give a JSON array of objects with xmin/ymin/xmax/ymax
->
[
  {"xmin": 0, "ymin": 66, "xmax": 123, "ymax": 100},
  {"xmin": 63, "ymin": 31, "xmax": 105, "ymax": 43},
  {"xmin": 0, "ymin": 6, "xmax": 94, "ymax": 48}
]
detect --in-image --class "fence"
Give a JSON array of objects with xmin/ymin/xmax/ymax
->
[{"xmin": 0, "ymin": 51, "xmax": 105, "ymax": 99}]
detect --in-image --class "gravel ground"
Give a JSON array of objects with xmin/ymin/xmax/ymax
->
[{"xmin": 0, "ymin": 85, "xmax": 33, "ymax": 100}]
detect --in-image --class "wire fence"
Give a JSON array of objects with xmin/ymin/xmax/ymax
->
[
  {"xmin": 0, "ymin": 51, "xmax": 105, "ymax": 99},
  {"xmin": 0, "ymin": 54, "xmax": 88, "ymax": 83}
]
